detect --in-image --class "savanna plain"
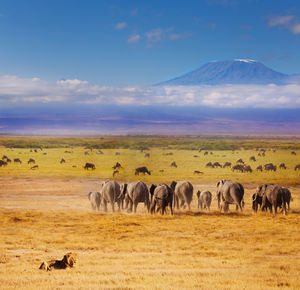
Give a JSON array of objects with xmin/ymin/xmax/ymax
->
[{"xmin": 0, "ymin": 136, "xmax": 300, "ymax": 289}]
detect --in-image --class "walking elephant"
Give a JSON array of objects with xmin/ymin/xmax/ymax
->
[
  {"xmin": 119, "ymin": 181, "xmax": 150, "ymax": 213},
  {"xmin": 99, "ymin": 180, "xmax": 122, "ymax": 212},
  {"xmin": 216, "ymin": 180, "xmax": 244, "ymax": 212},
  {"xmin": 88, "ymin": 192, "xmax": 101, "ymax": 211},
  {"xmin": 150, "ymin": 184, "xmax": 174, "ymax": 215},
  {"xmin": 173, "ymin": 181, "xmax": 193, "ymax": 210},
  {"xmin": 196, "ymin": 190, "xmax": 212, "ymax": 211}
]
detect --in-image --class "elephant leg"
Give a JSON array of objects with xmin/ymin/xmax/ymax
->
[
  {"xmin": 103, "ymin": 200, "xmax": 108, "ymax": 212},
  {"xmin": 175, "ymin": 196, "xmax": 179, "ymax": 209},
  {"xmin": 133, "ymin": 201, "xmax": 138, "ymax": 213},
  {"xmin": 111, "ymin": 202, "xmax": 115, "ymax": 213},
  {"xmin": 187, "ymin": 201, "xmax": 191, "ymax": 210},
  {"xmin": 180, "ymin": 200, "xmax": 185, "ymax": 209},
  {"xmin": 237, "ymin": 202, "xmax": 243, "ymax": 212}
]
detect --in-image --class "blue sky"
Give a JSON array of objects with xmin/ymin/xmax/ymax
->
[{"xmin": 0, "ymin": 0, "xmax": 300, "ymax": 86}]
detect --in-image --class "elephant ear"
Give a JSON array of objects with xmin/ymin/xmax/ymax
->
[{"xmin": 88, "ymin": 192, "xmax": 92, "ymax": 200}]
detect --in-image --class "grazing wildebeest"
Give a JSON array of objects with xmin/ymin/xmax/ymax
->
[
  {"xmin": 204, "ymin": 151, "xmax": 208, "ymax": 155},
  {"xmin": 112, "ymin": 162, "xmax": 122, "ymax": 170},
  {"xmin": 6, "ymin": 158, "xmax": 11, "ymax": 163},
  {"xmin": 294, "ymin": 164, "xmax": 300, "ymax": 171},
  {"xmin": 34, "ymin": 149, "xmax": 38, "ymax": 153},
  {"xmin": 14, "ymin": 158, "xmax": 22, "ymax": 164},
  {"xmin": 213, "ymin": 162, "xmax": 222, "ymax": 168},
  {"xmin": 135, "ymin": 166, "xmax": 151, "ymax": 175},
  {"xmin": 243, "ymin": 165, "xmax": 253, "ymax": 173},
  {"xmin": 144, "ymin": 153, "xmax": 150, "ymax": 158},
  {"xmin": 216, "ymin": 180, "xmax": 244, "ymax": 212},
  {"xmin": 264, "ymin": 163, "xmax": 276, "ymax": 171},
  {"xmin": 42, "ymin": 153, "xmax": 47, "ymax": 155},
  {"xmin": 236, "ymin": 158, "xmax": 244, "ymax": 164},
  {"xmin": 60, "ymin": 158, "xmax": 66, "ymax": 164},
  {"xmin": 84, "ymin": 162, "xmax": 96, "ymax": 170},
  {"xmin": 150, "ymin": 184, "xmax": 174, "ymax": 215},
  {"xmin": 193, "ymin": 155, "xmax": 199, "ymax": 158},
  {"xmin": 291, "ymin": 151, "xmax": 297, "ymax": 155},
  {"xmin": 206, "ymin": 162, "xmax": 214, "ymax": 168},
  {"xmin": 2, "ymin": 155, "xmax": 8, "ymax": 160},
  {"xmin": 173, "ymin": 181, "xmax": 193, "ymax": 210},
  {"xmin": 223, "ymin": 162, "xmax": 232, "ymax": 168},
  {"xmin": 28, "ymin": 158, "xmax": 35, "ymax": 164},
  {"xmin": 0, "ymin": 160, "xmax": 8, "ymax": 167},
  {"xmin": 193, "ymin": 170, "xmax": 203, "ymax": 175},
  {"xmin": 64, "ymin": 150, "xmax": 72, "ymax": 153},
  {"xmin": 249, "ymin": 156, "xmax": 256, "ymax": 162},
  {"xmin": 196, "ymin": 190, "xmax": 212, "ymax": 210},
  {"xmin": 279, "ymin": 163, "xmax": 287, "ymax": 170},
  {"xmin": 112, "ymin": 170, "xmax": 119, "ymax": 177},
  {"xmin": 84, "ymin": 151, "xmax": 89, "ymax": 155},
  {"xmin": 115, "ymin": 152, "xmax": 120, "ymax": 156},
  {"xmin": 31, "ymin": 165, "xmax": 39, "ymax": 170},
  {"xmin": 232, "ymin": 164, "xmax": 244, "ymax": 172},
  {"xmin": 88, "ymin": 192, "xmax": 101, "ymax": 211},
  {"xmin": 170, "ymin": 161, "xmax": 177, "ymax": 168},
  {"xmin": 256, "ymin": 165, "xmax": 263, "ymax": 172}
]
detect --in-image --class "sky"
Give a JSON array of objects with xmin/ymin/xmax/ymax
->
[
  {"xmin": 0, "ymin": 0, "xmax": 300, "ymax": 134},
  {"xmin": 0, "ymin": 0, "xmax": 300, "ymax": 86}
]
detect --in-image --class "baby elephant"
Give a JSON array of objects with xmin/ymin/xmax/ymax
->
[
  {"xmin": 88, "ymin": 192, "xmax": 101, "ymax": 211},
  {"xmin": 196, "ymin": 190, "xmax": 212, "ymax": 211}
]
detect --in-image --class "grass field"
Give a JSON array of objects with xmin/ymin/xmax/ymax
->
[{"xmin": 0, "ymin": 136, "xmax": 300, "ymax": 289}]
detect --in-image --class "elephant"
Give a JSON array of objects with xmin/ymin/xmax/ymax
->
[
  {"xmin": 88, "ymin": 192, "xmax": 101, "ymax": 211},
  {"xmin": 281, "ymin": 187, "xmax": 292, "ymax": 211},
  {"xmin": 149, "ymin": 184, "xmax": 157, "ymax": 203},
  {"xmin": 99, "ymin": 180, "xmax": 121, "ymax": 212},
  {"xmin": 173, "ymin": 181, "xmax": 193, "ymax": 210},
  {"xmin": 252, "ymin": 193, "xmax": 272, "ymax": 212},
  {"xmin": 150, "ymin": 184, "xmax": 174, "ymax": 215},
  {"xmin": 216, "ymin": 180, "xmax": 244, "ymax": 212},
  {"xmin": 196, "ymin": 190, "xmax": 212, "ymax": 210},
  {"xmin": 254, "ymin": 184, "xmax": 287, "ymax": 216},
  {"xmin": 119, "ymin": 181, "xmax": 150, "ymax": 213}
]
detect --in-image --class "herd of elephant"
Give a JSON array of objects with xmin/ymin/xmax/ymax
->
[{"xmin": 88, "ymin": 179, "xmax": 292, "ymax": 216}]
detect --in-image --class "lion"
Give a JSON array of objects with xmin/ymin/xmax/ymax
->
[{"xmin": 39, "ymin": 252, "xmax": 77, "ymax": 271}]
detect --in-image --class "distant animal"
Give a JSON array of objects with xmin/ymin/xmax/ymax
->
[
  {"xmin": 34, "ymin": 149, "xmax": 38, "ymax": 153},
  {"xmin": 31, "ymin": 165, "xmax": 39, "ymax": 170},
  {"xmin": 213, "ymin": 162, "xmax": 222, "ymax": 168},
  {"xmin": 236, "ymin": 158, "xmax": 244, "ymax": 164},
  {"xmin": 291, "ymin": 151, "xmax": 297, "ymax": 155},
  {"xmin": 264, "ymin": 163, "xmax": 276, "ymax": 171},
  {"xmin": 206, "ymin": 162, "xmax": 214, "ymax": 168},
  {"xmin": 163, "ymin": 152, "xmax": 173, "ymax": 156},
  {"xmin": 14, "ymin": 158, "xmax": 22, "ymax": 164},
  {"xmin": 232, "ymin": 164, "xmax": 244, "ymax": 172},
  {"xmin": 294, "ymin": 164, "xmax": 300, "ymax": 171},
  {"xmin": 84, "ymin": 162, "xmax": 96, "ymax": 170},
  {"xmin": 96, "ymin": 150, "xmax": 104, "ymax": 154},
  {"xmin": 60, "ymin": 158, "xmax": 66, "ymax": 164},
  {"xmin": 42, "ymin": 153, "xmax": 47, "ymax": 155},
  {"xmin": 0, "ymin": 160, "xmax": 8, "ymax": 167},
  {"xmin": 119, "ymin": 181, "xmax": 150, "ymax": 213},
  {"xmin": 159, "ymin": 169, "xmax": 164, "ymax": 172},
  {"xmin": 243, "ymin": 165, "xmax": 253, "ymax": 173},
  {"xmin": 193, "ymin": 155, "xmax": 199, "ymax": 158},
  {"xmin": 216, "ymin": 180, "xmax": 244, "ymax": 212},
  {"xmin": 279, "ymin": 163, "xmax": 287, "ymax": 170},
  {"xmin": 27, "ymin": 158, "xmax": 35, "ymax": 164},
  {"xmin": 173, "ymin": 181, "xmax": 193, "ymax": 210},
  {"xmin": 115, "ymin": 152, "xmax": 121, "ymax": 155},
  {"xmin": 249, "ymin": 156, "xmax": 256, "ymax": 162},
  {"xmin": 2, "ymin": 155, "xmax": 8, "ymax": 160},
  {"xmin": 6, "ymin": 158, "xmax": 11, "ymax": 163},
  {"xmin": 256, "ymin": 165, "xmax": 263, "ymax": 172},
  {"xmin": 72, "ymin": 165, "xmax": 77, "ymax": 168},
  {"xmin": 64, "ymin": 150, "xmax": 72, "ymax": 153},
  {"xmin": 135, "ymin": 166, "xmax": 151, "ymax": 175},
  {"xmin": 170, "ymin": 161, "xmax": 177, "ymax": 168},
  {"xmin": 88, "ymin": 192, "xmax": 101, "ymax": 211},
  {"xmin": 223, "ymin": 162, "xmax": 232, "ymax": 168},
  {"xmin": 204, "ymin": 151, "xmax": 208, "ymax": 155},
  {"xmin": 113, "ymin": 170, "xmax": 119, "ymax": 177},
  {"xmin": 99, "ymin": 180, "xmax": 122, "ymax": 212},
  {"xmin": 144, "ymin": 153, "xmax": 150, "ymax": 158},
  {"xmin": 112, "ymin": 162, "xmax": 122, "ymax": 170},
  {"xmin": 84, "ymin": 151, "xmax": 89, "ymax": 155},
  {"xmin": 39, "ymin": 252, "xmax": 77, "ymax": 271},
  {"xmin": 193, "ymin": 170, "xmax": 203, "ymax": 175},
  {"xmin": 196, "ymin": 190, "xmax": 212, "ymax": 210},
  {"xmin": 150, "ymin": 183, "xmax": 174, "ymax": 215}
]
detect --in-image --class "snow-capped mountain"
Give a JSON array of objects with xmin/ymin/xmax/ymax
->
[{"xmin": 160, "ymin": 59, "xmax": 297, "ymax": 85}]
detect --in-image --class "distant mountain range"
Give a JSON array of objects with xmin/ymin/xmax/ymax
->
[{"xmin": 160, "ymin": 59, "xmax": 300, "ymax": 85}]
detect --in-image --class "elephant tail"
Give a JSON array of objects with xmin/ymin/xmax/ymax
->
[{"xmin": 150, "ymin": 199, "xmax": 156, "ymax": 214}]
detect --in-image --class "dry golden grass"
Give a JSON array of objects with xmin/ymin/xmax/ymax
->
[{"xmin": 0, "ymin": 177, "xmax": 299, "ymax": 289}]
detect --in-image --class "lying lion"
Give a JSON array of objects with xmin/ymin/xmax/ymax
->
[{"xmin": 39, "ymin": 252, "xmax": 77, "ymax": 271}]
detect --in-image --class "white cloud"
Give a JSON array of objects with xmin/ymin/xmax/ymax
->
[
  {"xmin": 291, "ymin": 23, "xmax": 300, "ymax": 34},
  {"xmin": 0, "ymin": 75, "xmax": 300, "ymax": 108},
  {"xmin": 115, "ymin": 22, "xmax": 127, "ymax": 30},
  {"xmin": 268, "ymin": 15, "xmax": 300, "ymax": 35},
  {"xmin": 146, "ymin": 28, "xmax": 163, "ymax": 42},
  {"xmin": 127, "ymin": 34, "xmax": 140, "ymax": 43}
]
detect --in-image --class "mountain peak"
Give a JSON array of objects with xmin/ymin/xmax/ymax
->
[{"xmin": 159, "ymin": 59, "xmax": 293, "ymax": 86}]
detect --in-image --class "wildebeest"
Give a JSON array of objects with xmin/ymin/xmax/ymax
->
[
  {"xmin": 236, "ymin": 158, "xmax": 244, "ymax": 164},
  {"xmin": 170, "ymin": 161, "xmax": 177, "ymax": 168},
  {"xmin": 31, "ymin": 165, "xmax": 39, "ymax": 170},
  {"xmin": 14, "ymin": 158, "xmax": 22, "ymax": 164},
  {"xmin": 112, "ymin": 162, "xmax": 122, "ymax": 170},
  {"xmin": 256, "ymin": 165, "xmax": 263, "ymax": 172},
  {"xmin": 223, "ymin": 162, "xmax": 232, "ymax": 168},
  {"xmin": 193, "ymin": 155, "xmax": 199, "ymax": 158},
  {"xmin": 232, "ymin": 164, "xmax": 244, "ymax": 172},
  {"xmin": 206, "ymin": 162, "xmax": 214, "ymax": 168},
  {"xmin": 150, "ymin": 183, "xmax": 174, "ymax": 215},
  {"xmin": 213, "ymin": 162, "xmax": 222, "ymax": 168},
  {"xmin": 96, "ymin": 150, "xmax": 104, "ymax": 154},
  {"xmin": 291, "ymin": 151, "xmax": 297, "ymax": 155},
  {"xmin": 163, "ymin": 152, "xmax": 173, "ymax": 156},
  {"xmin": 2, "ymin": 155, "xmax": 8, "ymax": 160},
  {"xmin": 28, "ymin": 158, "xmax": 35, "ymax": 164},
  {"xmin": 249, "ymin": 156, "xmax": 256, "ymax": 162},
  {"xmin": 279, "ymin": 163, "xmax": 287, "ymax": 170},
  {"xmin": 6, "ymin": 158, "xmax": 11, "ymax": 163},
  {"xmin": 204, "ymin": 151, "xmax": 208, "ymax": 155},
  {"xmin": 243, "ymin": 165, "xmax": 253, "ymax": 173},
  {"xmin": 88, "ymin": 192, "xmax": 101, "ymax": 211},
  {"xmin": 193, "ymin": 170, "xmax": 203, "ymax": 175},
  {"xmin": 135, "ymin": 166, "xmax": 151, "ymax": 175},
  {"xmin": 84, "ymin": 162, "xmax": 96, "ymax": 170},
  {"xmin": 64, "ymin": 150, "xmax": 72, "ymax": 153},
  {"xmin": 144, "ymin": 153, "xmax": 150, "ymax": 158},
  {"xmin": 60, "ymin": 158, "xmax": 66, "ymax": 164},
  {"xmin": 264, "ymin": 163, "xmax": 276, "ymax": 171},
  {"xmin": 115, "ymin": 152, "xmax": 121, "ymax": 156},
  {"xmin": 112, "ymin": 170, "xmax": 119, "ymax": 177},
  {"xmin": 294, "ymin": 164, "xmax": 300, "ymax": 171},
  {"xmin": 196, "ymin": 190, "xmax": 212, "ymax": 211},
  {"xmin": 84, "ymin": 151, "xmax": 89, "ymax": 155},
  {"xmin": 0, "ymin": 160, "xmax": 8, "ymax": 167}
]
